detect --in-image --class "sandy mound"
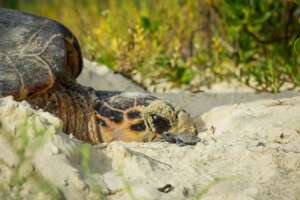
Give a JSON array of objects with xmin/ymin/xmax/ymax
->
[{"xmin": 1, "ymin": 94, "xmax": 300, "ymax": 200}]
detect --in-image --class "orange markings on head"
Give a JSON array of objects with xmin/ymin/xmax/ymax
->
[{"xmin": 95, "ymin": 112, "xmax": 149, "ymax": 143}]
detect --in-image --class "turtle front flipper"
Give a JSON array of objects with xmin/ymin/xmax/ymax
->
[{"xmin": 0, "ymin": 8, "xmax": 82, "ymax": 100}]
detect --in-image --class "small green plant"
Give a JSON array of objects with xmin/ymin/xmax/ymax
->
[
  {"xmin": 215, "ymin": 0, "xmax": 300, "ymax": 92},
  {"xmin": 116, "ymin": 167, "xmax": 140, "ymax": 200},
  {"xmin": 80, "ymin": 143, "xmax": 104, "ymax": 198},
  {"xmin": 189, "ymin": 176, "xmax": 238, "ymax": 200},
  {"xmin": 2, "ymin": 115, "xmax": 62, "ymax": 199},
  {"xmin": 0, "ymin": 109, "xmax": 104, "ymax": 199},
  {"xmin": 188, "ymin": 177, "xmax": 222, "ymax": 200}
]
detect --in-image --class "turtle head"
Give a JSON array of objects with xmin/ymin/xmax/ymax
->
[
  {"xmin": 93, "ymin": 92, "xmax": 196, "ymax": 143},
  {"xmin": 142, "ymin": 100, "xmax": 197, "ymax": 141}
]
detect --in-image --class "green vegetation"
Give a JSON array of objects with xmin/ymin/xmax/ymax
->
[
  {"xmin": 1, "ymin": 0, "xmax": 300, "ymax": 92},
  {"xmin": 188, "ymin": 176, "xmax": 238, "ymax": 200},
  {"xmin": 80, "ymin": 143, "xmax": 104, "ymax": 198},
  {"xmin": 0, "ymin": 113, "xmax": 62, "ymax": 199}
]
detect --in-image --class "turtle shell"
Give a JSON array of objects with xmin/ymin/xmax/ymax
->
[{"xmin": 0, "ymin": 8, "xmax": 82, "ymax": 100}]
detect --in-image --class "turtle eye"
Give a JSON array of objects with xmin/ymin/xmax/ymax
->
[{"xmin": 151, "ymin": 114, "xmax": 171, "ymax": 134}]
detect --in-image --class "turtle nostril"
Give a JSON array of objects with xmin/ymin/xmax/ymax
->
[
  {"xmin": 163, "ymin": 132, "xmax": 171, "ymax": 137},
  {"xmin": 151, "ymin": 114, "xmax": 171, "ymax": 134}
]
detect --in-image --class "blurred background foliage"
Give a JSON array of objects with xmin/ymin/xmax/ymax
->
[{"xmin": 1, "ymin": 0, "xmax": 300, "ymax": 92}]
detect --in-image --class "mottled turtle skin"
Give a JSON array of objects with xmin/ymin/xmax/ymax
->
[{"xmin": 0, "ymin": 8, "xmax": 196, "ymax": 144}]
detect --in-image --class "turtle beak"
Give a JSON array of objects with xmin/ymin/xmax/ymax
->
[{"xmin": 170, "ymin": 109, "xmax": 197, "ymax": 135}]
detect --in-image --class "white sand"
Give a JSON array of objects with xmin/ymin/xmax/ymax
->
[{"xmin": 1, "ymin": 94, "xmax": 300, "ymax": 199}]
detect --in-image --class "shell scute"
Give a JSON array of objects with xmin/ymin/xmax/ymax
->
[
  {"xmin": 96, "ymin": 103, "xmax": 124, "ymax": 123},
  {"xmin": 136, "ymin": 96, "xmax": 157, "ymax": 106},
  {"xmin": 0, "ymin": 8, "xmax": 82, "ymax": 100},
  {"xmin": 127, "ymin": 110, "xmax": 141, "ymax": 119},
  {"xmin": 106, "ymin": 96, "xmax": 135, "ymax": 110}
]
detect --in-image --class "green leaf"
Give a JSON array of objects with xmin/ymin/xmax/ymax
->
[
  {"xmin": 294, "ymin": 38, "xmax": 300, "ymax": 54},
  {"xmin": 294, "ymin": 0, "xmax": 300, "ymax": 5},
  {"xmin": 140, "ymin": 16, "xmax": 151, "ymax": 30}
]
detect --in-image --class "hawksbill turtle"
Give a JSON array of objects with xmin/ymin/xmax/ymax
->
[{"xmin": 0, "ymin": 8, "xmax": 197, "ymax": 144}]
